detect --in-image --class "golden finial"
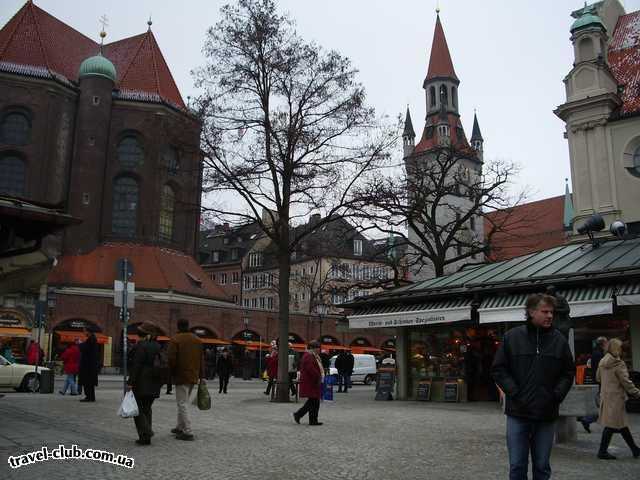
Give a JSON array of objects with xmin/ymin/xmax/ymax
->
[
  {"xmin": 99, "ymin": 14, "xmax": 109, "ymax": 47},
  {"xmin": 147, "ymin": 14, "xmax": 153, "ymax": 30},
  {"xmin": 436, "ymin": 0, "xmax": 441, "ymax": 15}
]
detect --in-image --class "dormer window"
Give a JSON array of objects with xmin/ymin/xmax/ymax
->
[
  {"xmin": 353, "ymin": 239, "xmax": 363, "ymax": 256},
  {"xmin": 249, "ymin": 252, "xmax": 263, "ymax": 267}
]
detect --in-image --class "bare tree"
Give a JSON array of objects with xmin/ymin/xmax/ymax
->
[
  {"xmin": 356, "ymin": 145, "xmax": 530, "ymax": 278},
  {"xmin": 194, "ymin": 0, "xmax": 397, "ymax": 401}
]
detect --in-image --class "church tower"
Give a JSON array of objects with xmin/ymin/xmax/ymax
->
[
  {"xmin": 405, "ymin": 12, "xmax": 484, "ymax": 280},
  {"xmin": 555, "ymin": 4, "xmax": 623, "ymax": 233}
]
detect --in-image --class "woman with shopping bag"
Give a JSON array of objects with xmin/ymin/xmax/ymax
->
[{"xmin": 127, "ymin": 323, "xmax": 163, "ymax": 445}]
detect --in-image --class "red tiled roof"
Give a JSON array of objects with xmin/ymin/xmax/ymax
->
[
  {"xmin": 425, "ymin": 15, "xmax": 458, "ymax": 82},
  {"xmin": 484, "ymin": 196, "xmax": 566, "ymax": 262},
  {"xmin": 0, "ymin": 1, "xmax": 185, "ymax": 108},
  {"xmin": 48, "ymin": 243, "xmax": 229, "ymax": 301},
  {"xmin": 609, "ymin": 11, "xmax": 640, "ymax": 115},
  {"xmin": 414, "ymin": 113, "xmax": 473, "ymax": 154}
]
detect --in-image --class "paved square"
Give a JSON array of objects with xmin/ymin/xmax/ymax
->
[{"xmin": 1, "ymin": 376, "xmax": 639, "ymax": 479}]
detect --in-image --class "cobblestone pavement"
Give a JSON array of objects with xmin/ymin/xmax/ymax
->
[{"xmin": 1, "ymin": 377, "xmax": 639, "ymax": 479}]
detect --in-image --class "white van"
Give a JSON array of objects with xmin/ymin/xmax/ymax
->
[{"xmin": 329, "ymin": 354, "xmax": 377, "ymax": 385}]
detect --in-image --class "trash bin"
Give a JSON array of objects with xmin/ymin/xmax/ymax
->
[
  {"xmin": 322, "ymin": 378, "xmax": 334, "ymax": 401},
  {"xmin": 39, "ymin": 369, "xmax": 55, "ymax": 394}
]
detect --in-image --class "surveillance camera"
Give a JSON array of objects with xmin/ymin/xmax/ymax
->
[
  {"xmin": 609, "ymin": 220, "xmax": 627, "ymax": 239},
  {"xmin": 577, "ymin": 214, "xmax": 605, "ymax": 235}
]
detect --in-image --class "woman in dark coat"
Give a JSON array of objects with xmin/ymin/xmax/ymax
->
[
  {"xmin": 127, "ymin": 323, "xmax": 162, "ymax": 445},
  {"xmin": 293, "ymin": 340, "xmax": 324, "ymax": 426},
  {"xmin": 78, "ymin": 332, "xmax": 99, "ymax": 402}
]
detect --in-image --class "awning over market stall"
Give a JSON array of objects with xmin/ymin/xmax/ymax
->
[
  {"xmin": 616, "ymin": 282, "xmax": 640, "ymax": 306},
  {"xmin": 0, "ymin": 326, "xmax": 31, "ymax": 338},
  {"xmin": 478, "ymin": 286, "xmax": 614, "ymax": 324},
  {"xmin": 56, "ymin": 330, "xmax": 109, "ymax": 344},
  {"xmin": 348, "ymin": 297, "xmax": 473, "ymax": 330}
]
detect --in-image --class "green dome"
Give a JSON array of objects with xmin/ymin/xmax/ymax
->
[
  {"xmin": 571, "ymin": 12, "xmax": 605, "ymax": 33},
  {"xmin": 78, "ymin": 54, "xmax": 117, "ymax": 83}
]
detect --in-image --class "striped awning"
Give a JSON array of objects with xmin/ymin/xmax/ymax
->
[
  {"xmin": 348, "ymin": 298, "xmax": 472, "ymax": 329},
  {"xmin": 479, "ymin": 286, "xmax": 614, "ymax": 324},
  {"xmin": 616, "ymin": 282, "xmax": 640, "ymax": 306}
]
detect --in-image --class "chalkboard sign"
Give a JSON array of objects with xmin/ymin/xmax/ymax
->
[
  {"xmin": 375, "ymin": 369, "xmax": 394, "ymax": 401},
  {"xmin": 417, "ymin": 381, "xmax": 431, "ymax": 401},
  {"xmin": 583, "ymin": 369, "xmax": 595, "ymax": 385},
  {"xmin": 443, "ymin": 382, "xmax": 459, "ymax": 402}
]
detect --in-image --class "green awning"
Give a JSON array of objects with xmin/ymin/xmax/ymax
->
[
  {"xmin": 616, "ymin": 282, "xmax": 640, "ymax": 306},
  {"xmin": 348, "ymin": 298, "xmax": 473, "ymax": 329},
  {"xmin": 479, "ymin": 286, "xmax": 614, "ymax": 324}
]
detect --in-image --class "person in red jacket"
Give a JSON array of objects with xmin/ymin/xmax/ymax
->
[
  {"xmin": 293, "ymin": 340, "xmax": 324, "ymax": 426},
  {"xmin": 59, "ymin": 340, "xmax": 81, "ymax": 395},
  {"xmin": 264, "ymin": 344, "xmax": 278, "ymax": 396},
  {"xmin": 26, "ymin": 341, "xmax": 41, "ymax": 365}
]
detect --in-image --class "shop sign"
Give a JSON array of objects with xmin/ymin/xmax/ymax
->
[
  {"xmin": 355, "ymin": 338, "xmax": 366, "ymax": 345},
  {"xmin": 321, "ymin": 336, "xmax": 336, "ymax": 344},
  {"xmin": 375, "ymin": 368, "xmax": 395, "ymax": 401},
  {"xmin": 348, "ymin": 307, "xmax": 470, "ymax": 329},
  {"xmin": 417, "ymin": 381, "xmax": 431, "ymax": 401},
  {"xmin": 0, "ymin": 309, "xmax": 28, "ymax": 327},
  {"xmin": 443, "ymin": 382, "xmax": 460, "ymax": 402},
  {"xmin": 194, "ymin": 328, "xmax": 207, "ymax": 336},
  {"xmin": 383, "ymin": 339, "xmax": 396, "ymax": 348}
]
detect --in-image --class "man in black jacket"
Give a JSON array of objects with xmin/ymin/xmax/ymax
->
[{"xmin": 491, "ymin": 293, "xmax": 575, "ymax": 480}]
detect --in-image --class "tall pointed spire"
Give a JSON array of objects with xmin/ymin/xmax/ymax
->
[
  {"xmin": 403, "ymin": 107, "xmax": 415, "ymax": 139},
  {"xmin": 425, "ymin": 14, "xmax": 458, "ymax": 82},
  {"xmin": 563, "ymin": 179, "xmax": 574, "ymax": 230},
  {"xmin": 471, "ymin": 112, "xmax": 483, "ymax": 142}
]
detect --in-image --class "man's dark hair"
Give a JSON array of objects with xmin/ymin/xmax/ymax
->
[
  {"xmin": 525, "ymin": 293, "xmax": 557, "ymax": 321},
  {"xmin": 177, "ymin": 319, "xmax": 189, "ymax": 332}
]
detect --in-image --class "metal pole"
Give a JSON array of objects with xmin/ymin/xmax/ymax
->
[
  {"xmin": 259, "ymin": 335, "xmax": 262, "ymax": 376},
  {"xmin": 122, "ymin": 259, "xmax": 129, "ymax": 396}
]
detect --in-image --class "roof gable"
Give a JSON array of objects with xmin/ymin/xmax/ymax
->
[{"xmin": 0, "ymin": 2, "xmax": 185, "ymax": 109}]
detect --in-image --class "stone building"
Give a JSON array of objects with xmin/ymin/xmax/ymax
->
[
  {"xmin": 402, "ymin": 13, "xmax": 485, "ymax": 281},
  {"xmin": 555, "ymin": 0, "xmax": 640, "ymax": 235}
]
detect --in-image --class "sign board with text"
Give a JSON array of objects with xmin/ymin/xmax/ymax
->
[
  {"xmin": 114, "ymin": 281, "xmax": 135, "ymax": 309},
  {"xmin": 348, "ymin": 307, "xmax": 470, "ymax": 329}
]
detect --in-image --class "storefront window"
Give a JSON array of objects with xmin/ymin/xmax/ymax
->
[{"xmin": 409, "ymin": 324, "xmax": 504, "ymax": 401}]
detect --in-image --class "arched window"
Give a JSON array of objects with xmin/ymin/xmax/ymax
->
[
  {"xmin": 1, "ymin": 112, "xmax": 30, "ymax": 145},
  {"xmin": 0, "ymin": 155, "xmax": 26, "ymax": 196},
  {"xmin": 439, "ymin": 85, "xmax": 448, "ymax": 108},
  {"xmin": 452, "ymin": 86, "xmax": 458, "ymax": 108},
  {"xmin": 429, "ymin": 86, "xmax": 436, "ymax": 107},
  {"xmin": 117, "ymin": 135, "xmax": 143, "ymax": 169},
  {"xmin": 159, "ymin": 184, "xmax": 175, "ymax": 242},
  {"xmin": 579, "ymin": 37, "xmax": 594, "ymax": 62},
  {"xmin": 163, "ymin": 147, "xmax": 179, "ymax": 175},
  {"xmin": 112, "ymin": 177, "xmax": 138, "ymax": 237},
  {"xmin": 633, "ymin": 146, "xmax": 640, "ymax": 176}
]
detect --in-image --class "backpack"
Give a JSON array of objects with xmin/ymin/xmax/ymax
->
[{"xmin": 152, "ymin": 347, "xmax": 170, "ymax": 383}]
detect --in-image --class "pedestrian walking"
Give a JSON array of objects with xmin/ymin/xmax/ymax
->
[
  {"xmin": 78, "ymin": 331, "xmax": 100, "ymax": 402},
  {"xmin": 578, "ymin": 336, "xmax": 608, "ymax": 433},
  {"xmin": 293, "ymin": 340, "xmax": 324, "ymax": 426},
  {"xmin": 596, "ymin": 338, "xmax": 640, "ymax": 460},
  {"xmin": 217, "ymin": 348, "xmax": 232, "ymax": 394},
  {"xmin": 265, "ymin": 344, "xmax": 278, "ymax": 396},
  {"xmin": 168, "ymin": 319, "xmax": 203, "ymax": 441},
  {"xmin": 491, "ymin": 293, "xmax": 575, "ymax": 480},
  {"xmin": 127, "ymin": 323, "xmax": 162, "ymax": 446},
  {"xmin": 58, "ymin": 340, "xmax": 80, "ymax": 395},
  {"xmin": 336, "ymin": 350, "xmax": 354, "ymax": 393},
  {"xmin": 26, "ymin": 341, "xmax": 40, "ymax": 365}
]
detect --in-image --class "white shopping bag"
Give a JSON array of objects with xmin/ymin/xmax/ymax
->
[{"xmin": 118, "ymin": 391, "xmax": 139, "ymax": 418}]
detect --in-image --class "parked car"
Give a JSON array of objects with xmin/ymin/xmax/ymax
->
[
  {"xmin": 627, "ymin": 370, "xmax": 640, "ymax": 413},
  {"xmin": 0, "ymin": 354, "xmax": 49, "ymax": 392},
  {"xmin": 329, "ymin": 354, "xmax": 377, "ymax": 385}
]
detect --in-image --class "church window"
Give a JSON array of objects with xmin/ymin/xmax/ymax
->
[
  {"xmin": 429, "ymin": 86, "xmax": 436, "ymax": 107},
  {"xmin": 159, "ymin": 184, "xmax": 175, "ymax": 242},
  {"xmin": 117, "ymin": 135, "xmax": 144, "ymax": 169},
  {"xmin": 163, "ymin": 146, "xmax": 180, "ymax": 175},
  {"xmin": 0, "ymin": 155, "xmax": 26, "ymax": 196},
  {"xmin": 632, "ymin": 146, "xmax": 640, "ymax": 176},
  {"xmin": 0, "ymin": 111, "xmax": 30, "ymax": 145},
  {"xmin": 439, "ymin": 85, "xmax": 448, "ymax": 108},
  {"xmin": 112, "ymin": 177, "xmax": 138, "ymax": 237},
  {"xmin": 452, "ymin": 87, "xmax": 458, "ymax": 108},
  {"xmin": 579, "ymin": 37, "xmax": 594, "ymax": 62}
]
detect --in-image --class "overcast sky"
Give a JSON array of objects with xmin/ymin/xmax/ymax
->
[{"xmin": 4, "ymin": 0, "xmax": 640, "ymax": 202}]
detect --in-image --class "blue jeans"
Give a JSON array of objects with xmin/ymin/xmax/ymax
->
[
  {"xmin": 62, "ymin": 374, "xmax": 77, "ymax": 395},
  {"xmin": 506, "ymin": 416, "xmax": 555, "ymax": 480},
  {"xmin": 338, "ymin": 373, "xmax": 351, "ymax": 391}
]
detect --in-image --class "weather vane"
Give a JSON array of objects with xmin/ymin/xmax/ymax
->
[{"xmin": 99, "ymin": 14, "xmax": 109, "ymax": 46}]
